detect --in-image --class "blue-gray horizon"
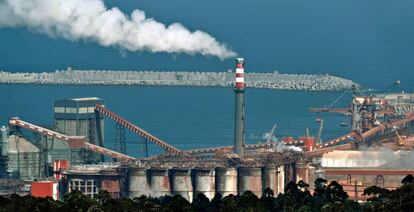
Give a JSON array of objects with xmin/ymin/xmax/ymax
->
[{"xmin": 0, "ymin": 0, "xmax": 237, "ymax": 59}]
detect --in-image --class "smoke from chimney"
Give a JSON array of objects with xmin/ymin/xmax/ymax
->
[{"xmin": 0, "ymin": 0, "xmax": 236, "ymax": 59}]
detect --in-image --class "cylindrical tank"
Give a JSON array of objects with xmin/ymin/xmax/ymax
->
[
  {"xmin": 128, "ymin": 168, "xmax": 149, "ymax": 198},
  {"xmin": 149, "ymin": 168, "xmax": 170, "ymax": 198},
  {"xmin": 1, "ymin": 126, "xmax": 8, "ymax": 157},
  {"xmin": 238, "ymin": 167, "xmax": 262, "ymax": 197},
  {"xmin": 263, "ymin": 166, "xmax": 278, "ymax": 195},
  {"xmin": 285, "ymin": 163, "xmax": 296, "ymax": 183},
  {"xmin": 296, "ymin": 162, "xmax": 308, "ymax": 184},
  {"xmin": 277, "ymin": 165, "xmax": 285, "ymax": 194},
  {"xmin": 215, "ymin": 167, "xmax": 237, "ymax": 197},
  {"xmin": 171, "ymin": 168, "xmax": 193, "ymax": 202},
  {"xmin": 308, "ymin": 165, "xmax": 316, "ymax": 190},
  {"xmin": 100, "ymin": 174, "xmax": 121, "ymax": 199},
  {"xmin": 193, "ymin": 168, "xmax": 215, "ymax": 200}
]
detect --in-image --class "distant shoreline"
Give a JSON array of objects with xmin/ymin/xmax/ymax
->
[{"xmin": 0, "ymin": 70, "xmax": 359, "ymax": 91}]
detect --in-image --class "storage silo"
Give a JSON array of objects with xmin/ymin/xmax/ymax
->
[
  {"xmin": 128, "ymin": 168, "xmax": 149, "ymax": 198},
  {"xmin": 0, "ymin": 126, "xmax": 8, "ymax": 178},
  {"xmin": 215, "ymin": 167, "xmax": 237, "ymax": 197},
  {"xmin": 7, "ymin": 135, "xmax": 40, "ymax": 180}
]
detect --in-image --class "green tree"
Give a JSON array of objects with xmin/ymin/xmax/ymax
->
[
  {"xmin": 363, "ymin": 174, "xmax": 414, "ymax": 212},
  {"xmin": 162, "ymin": 195, "xmax": 191, "ymax": 212},
  {"xmin": 238, "ymin": 190, "xmax": 263, "ymax": 211},
  {"xmin": 327, "ymin": 181, "xmax": 348, "ymax": 203},
  {"xmin": 61, "ymin": 190, "xmax": 99, "ymax": 212},
  {"xmin": 280, "ymin": 181, "xmax": 314, "ymax": 211},
  {"xmin": 210, "ymin": 193, "xmax": 223, "ymax": 212},
  {"xmin": 133, "ymin": 195, "xmax": 160, "ymax": 211},
  {"xmin": 313, "ymin": 178, "xmax": 329, "ymax": 209},
  {"xmin": 220, "ymin": 194, "xmax": 238, "ymax": 212},
  {"xmin": 261, "ymin": 188, "xmax": 280, "ymax": 211},
  {"xmin": 192, "ymin": 193, "xmax": 211, "ymax": 212},
  {"xmin": 262, "ymin": 187, "xmax": 274, "ymax": 197},
  {"xmin": 321, "ymin": 201, "xmax": 345, "ymax": 212},
  {"xmin": 401, "ymin": 174, "xmax": 414, "ymax": 185}
]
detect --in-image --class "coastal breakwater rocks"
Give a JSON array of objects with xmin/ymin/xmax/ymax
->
[{"xmin": 0, "ymin": 69, "xmax": 359, "ymax": 91}]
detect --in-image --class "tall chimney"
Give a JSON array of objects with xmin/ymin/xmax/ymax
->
[{"xmin": 234, "ymin": 58, "xmax": 245, "ymax": 157}]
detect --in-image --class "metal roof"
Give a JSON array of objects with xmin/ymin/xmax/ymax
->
[
  {"xmin": 7, "ymin": 135, "xmax": 39, "ymax": 153},
  {"xmin": 71, "ymin": 97, "xmax": 101, "ymax": 101},
  {"xmin": 321, "ymin": 150, "xmax": 401, "ymax": 168},
  {"xmin": 54, "ymin": 97, "xmax": 104, "ymax": 108}
]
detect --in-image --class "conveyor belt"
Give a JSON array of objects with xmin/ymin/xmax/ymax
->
[
  {"xmin": 95, "ymin": 104, "xmax": 184, "ymax": 156},
  {"xmin": 9, "ymin": 117, "xmax": 135, "ymax": 161}
]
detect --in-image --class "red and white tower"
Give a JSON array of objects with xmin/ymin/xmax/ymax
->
[
  {"xmin": 235, "ymin": 58, "xmax": 245, "ymax": 90},
  {"xmin": 234, "ymin": 58, "xmax": 245, "ymax": 157}
]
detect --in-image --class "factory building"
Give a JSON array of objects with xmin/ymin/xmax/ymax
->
[
  {"xmin": 61, "ymin": 162, "xmax": 317, "ymax": 202},
  {"xmin": 63, "ymin": 164, "xmax": 122, "ymax": 198},
  {"xmin": 54, "ymin": 97, "xmax": 104, "ymax": 163},
  {"xmin": 322, "ymin": 150, "xmax": 414, "ymax": 201},
  {"xmin": 31, "ymin": 181, "xmax": 59, "ymax": 200}
]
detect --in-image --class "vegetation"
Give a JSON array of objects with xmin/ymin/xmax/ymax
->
[{"xmin": 1, "ymin": 175, "xmax": 414, "ymax": 212}]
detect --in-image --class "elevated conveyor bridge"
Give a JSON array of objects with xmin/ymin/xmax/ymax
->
[
  {"xmin": 94, "ymin": 104, "xmax": 185, "ymax": 156},
  {"xmin": 8, "ymin": 117, "xmax": 135, "ymax": 162}
]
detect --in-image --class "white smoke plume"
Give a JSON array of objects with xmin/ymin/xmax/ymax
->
[{"xmin": 0, "ymin": 0, "xmax": 236, "ymax": 59}]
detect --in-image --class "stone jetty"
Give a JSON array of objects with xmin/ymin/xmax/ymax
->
[{"xmin": 0, "ymin": 69, "xmax": 358, "ymax": 91}]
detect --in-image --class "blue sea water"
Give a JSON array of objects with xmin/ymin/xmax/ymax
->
[
  {"xmin": 0, "ymin": 85, "xmax": 350, "ymax": 156},
  {"xmin": 0, "ymin": 0, "xmax": 414, "ymax": 157}
]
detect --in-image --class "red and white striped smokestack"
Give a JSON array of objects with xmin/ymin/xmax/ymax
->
[
  {"xmin": 234, "ymin": 58, "xmax": 245, "ymax": 157},
  {"xmin": 235, "ymin": 58, "xmax": 245, "ymax": 90}
]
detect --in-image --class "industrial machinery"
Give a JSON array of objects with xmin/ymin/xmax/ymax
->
[
  {"xmin": 185, "ymin": 113, "xmax": 414, "ymax": 158},
  {"xmin": 310, "ymin": 83, "xmax": 405, "ymax": 134},
  {"xmin": 315, "ymin": 120, "xmax": 324, "ymax": 145},
  {"xmin": 8, "ymin": 117, "xmax": 135, "ymax": 163},
  {"xmin": 5, "ymin": 99, "xmax": 188, "ymax": 177},
  {"xmin": 266, "ymin": 124, "xmax": 277, "ymax": 144},
  {"xmin": 54, "ymin": 97, "xmax": 105, "ymax": 162},
  {"xmin": 307, "ymin": 113, "xmax": 414, "ymax": 157}
]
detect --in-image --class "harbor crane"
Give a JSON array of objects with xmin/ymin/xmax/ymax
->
[{"xmin": 315, "ymin": 119, "xmax": 324, "ymax": 145}]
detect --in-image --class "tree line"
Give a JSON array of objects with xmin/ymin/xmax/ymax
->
[{"xmin": 1, "ymin": 175, "xmax": 414, "ymax": 212}]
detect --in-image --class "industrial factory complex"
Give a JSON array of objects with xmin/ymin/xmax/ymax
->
[{"xmin": 1, "ymin": 58, "xmax": 414, "ymax": 202}]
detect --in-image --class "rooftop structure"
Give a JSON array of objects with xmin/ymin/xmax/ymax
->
[
  {"xmin": 321, "ymin": 150, "xmax": 401, "ymax": 168},
  {"xmin": 54, "ymin": 97, "xmax": 104, "ymax": 120}
]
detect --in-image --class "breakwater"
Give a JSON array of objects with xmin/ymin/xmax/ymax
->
[{"xmin": 0, "ymin": 69, "xmax": 358, "ymax": 91}]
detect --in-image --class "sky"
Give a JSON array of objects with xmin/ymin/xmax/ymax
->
[{"xmin": 0, "ymin": 0, "xmax": 414, "ymax": 89}]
